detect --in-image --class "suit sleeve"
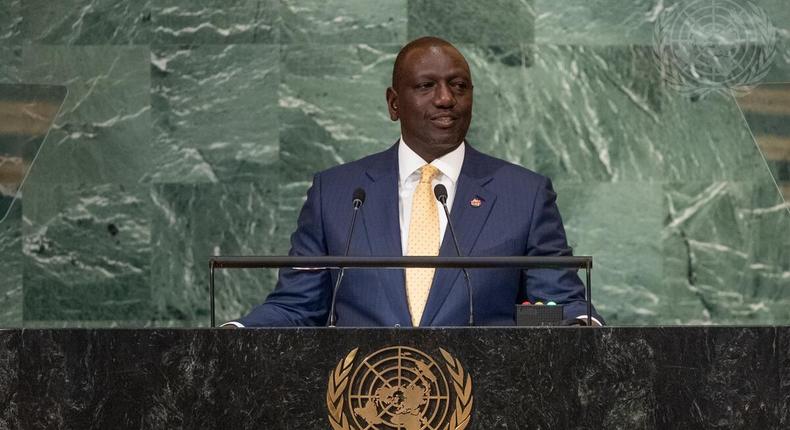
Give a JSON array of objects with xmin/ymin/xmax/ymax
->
[
  {"xmin": 236, "ymin": 173, "xmax": 332, "ymax": 326},
  {"xmin": 521, "ymin": 177, "xmax": 604, "ymax": 324}
]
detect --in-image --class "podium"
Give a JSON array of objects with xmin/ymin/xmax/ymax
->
[{"xmin": 3, "ymin": 327, "xmax": 788, "ymax": 429}]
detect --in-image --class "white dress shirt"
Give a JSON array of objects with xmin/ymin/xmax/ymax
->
[{"xmin": 397, "ymin": 138, "xmax": 465, "ymax": 253}]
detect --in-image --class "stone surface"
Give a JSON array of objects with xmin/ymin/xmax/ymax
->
[
  {"xmin": 408, "ymin": 0, "xmax": 535, "ymax": 45},
  {"xmin": 527, "ymin": 45, "xmax": 665, "ymax": 181},
  {"xmin": 657, "ymin": 92, "xmax": 765, "ymax": 182},
  {"xmin": 281, "ymin": 0, "xmax": 406, "ymax": 44},
  {"xmin": 535, "ymin": 0, "xmax": 790, "ymax": 47},
  {"xmin": 21, "ymin": 182, "xmax": 152, "ymax": 323},
  {"xmin": 0, "ymin": 331, "xmax": 18, "ymax": 429},
  {"xmin": 460, "ymin": 44, "xmax": 535, "ymax": 162},
  {"xmin": 0, "ymin": 0, "xmax": 21, "ymax": 44},
  {"xmin": 150, "ymin": 0, "xmax": 280, "ymax": 44},
  {"xmin": 150, "ymin": 44, "xmax": 279, "ymax": 183},
  {"xmin": 279, "ymin": 44, "xmax": 400, "ymax": 184},
  {"xmin": 535, "ymin": 0, "xmax": 660, "ymax": 45},
  {"xmin": 556, "ymin": 182, "xmax": 664, "ymax": 324},
  {"xmin": 0, "ymin": 46, "xmax": 21, "ymax": 83},
  {"xmin": 662, "ymin": 181, "xmax": 790, "ymax": 324},
  {"xmin": 0, "ymin": 198, "xmax": 22, "ymax": 326},
  {"xmin": 765, "ymin": 36, "xmax": 790, "ymax": 82},
  {"xmin": 527, "ymin": 45, "xmax": 767, "ymax": 183},
  {"xmin": 5, "ymin": 327, "xmax": 790, "ymax": 428},
  {"xmin": 149, "ymin": 178, "xmax": 279, "ymax": 325},
  {"xmin": 20, "ymin": 45, "xmax": 152, "ymax": 185},
  {"xmin": 21, "ymin": 0, "xmax": 151, "ymax": 45},
  {"xmin": 0, "ymin": 1, "xmax": 785, "ymax": 328}
]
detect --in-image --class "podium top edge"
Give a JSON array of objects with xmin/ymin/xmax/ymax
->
[
  {"xmin": 208, "ymin": 255, "xmax": 593, "ymax": 269},
  {"xmin": 5, "ymin": 326, "xmax": 790, "ymax": 332}
]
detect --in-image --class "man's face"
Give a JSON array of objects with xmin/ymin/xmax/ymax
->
[{"xmin": 387, "ymin": 45, "xmax": 473, "ymax": 162}]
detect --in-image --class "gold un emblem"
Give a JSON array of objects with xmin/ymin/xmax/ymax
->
[{"xmin": 327, "ymin": 346, "xmax": 473, "ymax": 430}]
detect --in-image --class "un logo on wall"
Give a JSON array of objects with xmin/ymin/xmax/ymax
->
[
  {"xmin": 653, "ymin": 0, "xmax": 778, "ymax": 97},
  {"xmin": 327, "ymin": 346, "xmax": 473, "ymax": 430}
]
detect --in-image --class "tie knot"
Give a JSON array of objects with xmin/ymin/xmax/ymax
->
[{"xmin": 419, "ymin": 164, "xmax": 439, "ymax": 183}]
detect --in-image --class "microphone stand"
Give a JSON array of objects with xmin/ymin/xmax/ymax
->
[
  {"xmin": 327, "ymin": 193, "xmax": 364, "ymax": 327},
  {"xmin": 435, "ymin": 186, "xmax": 474, "ymax": 326}
]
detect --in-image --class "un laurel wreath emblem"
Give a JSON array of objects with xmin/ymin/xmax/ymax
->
[
  {"xmin": 652, "ymin": 0, "xmax": 777, "ymax": 96},
  {"xmin": 327, "ymin": 346, "xmax": 473, "ymax": 430}
]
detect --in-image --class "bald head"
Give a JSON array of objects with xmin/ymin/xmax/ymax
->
[{"xmin": 391, "ymin": 37, "xmax": 470, "ymax": 90}]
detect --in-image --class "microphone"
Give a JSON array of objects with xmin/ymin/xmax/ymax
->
[
  {"xmin": 434, "ymin": 184, "xmax": 474, "ymax": 326},
  {"xmin": 327, "ymin": 187, "xmax": 366, "ymax": 327}
]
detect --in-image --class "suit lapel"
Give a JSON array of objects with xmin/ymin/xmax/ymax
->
[
  {"xmin": 420, "ymin": 145, "xmax": 497, "ymax": 326},
  {"xmin": 360, "ymin": 144, "xmax": 411, "ymax": 325}
]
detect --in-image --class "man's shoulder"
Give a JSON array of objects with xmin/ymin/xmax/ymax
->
[
  {"xmin": 316, "ymin": 145, "xmax": 395, "ymax": 179},
  {"xmin": 466, "ymin": 145, "xmax": 548, "ymax": 185}
]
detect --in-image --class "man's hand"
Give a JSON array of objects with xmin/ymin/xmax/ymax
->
[{"xmin": 576, "ymin": 316, "xmax": 603, "ymax": 326}]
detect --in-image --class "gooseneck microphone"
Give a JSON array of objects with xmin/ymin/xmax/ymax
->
[
  {"xmin": 327, "ymin": 187, "xmax": 366, "ymax": 327},
  {"xmin": 434, "ymin": 184, "xmax": 474, "ymax": 326}
]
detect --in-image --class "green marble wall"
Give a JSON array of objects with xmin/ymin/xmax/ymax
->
[{"xmin": 0, "ymin": 0, "xmax": 788, "ymax": 327}]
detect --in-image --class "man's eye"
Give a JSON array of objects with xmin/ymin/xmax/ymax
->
[
  {"xmin": 452, "ymin": 81, "xmax": 469, "ymax": 89},
  {"xmin": 416, "ymin": 82, "xmax": 434, "ymax": 89}
]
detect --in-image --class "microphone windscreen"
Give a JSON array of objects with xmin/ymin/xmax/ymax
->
[
  {"xmin": 352, "ymin": 187, "xmax": 366, "ymax": 206},
  {"xmin": 433, "ymin": 184, "xmax": 448, "ymax": 202}
]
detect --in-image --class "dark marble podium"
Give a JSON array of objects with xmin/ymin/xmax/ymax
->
[{"xmin": 1, "ymin": 327, "xmax": 788, "ymax": 429}]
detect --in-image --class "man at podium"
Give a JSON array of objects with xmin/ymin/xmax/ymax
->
[{"xmin": 227, "ymin": 37, "xmax": 603, "ymax": 328}]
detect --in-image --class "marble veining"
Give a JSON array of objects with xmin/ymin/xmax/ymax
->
[
  {"xmin": 151, "ymin": 0, "xmax": 280, "ymax": 44},
  {"xmin": 20, "ymin": 45, "xmax": 152, "ymax": 185},
  {"xmin": 2, "ymin": 327, "xmax": 789, "ymax": 429},
  {"xmin": 281, "ymin": 0, "xmax": 407, "ymax": 44},
  {"xmin": 0, "ymin": 331, "xmax": 19, "ymax": 429},
  {"xmin": 0, "ymin": 1, "xmax": 786, "ymax": 328},
  {"xmin": 21, "ymin": 183, "xmax": 152, "ymax": 322},
  {"xmin": 0, "ymin": 201, "xmax": 22, "ymax": 326},
  {"xmin": 21, "ymin": 0, "xmax": 151, "ymax": 45},
  {"xmin": 149, "ymin": 179, "xmax": 279, "ymax": 324},
  {"xmin": 150, "ymin": 44, "xmax": 279, "ymax": 183},
  {"xmin": 408, "ymin": 0, "xmax": 535, "ymax": 45},
  {"xmin": 0, "ymin": 0, "xmax": 21, "ymax": 44}
]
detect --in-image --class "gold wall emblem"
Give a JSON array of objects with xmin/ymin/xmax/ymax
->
[{"xmin": 327, "ymin": 346, "xmax": 473, "ymax": 430}]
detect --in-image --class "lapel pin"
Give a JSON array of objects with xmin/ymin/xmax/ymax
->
[{"xmin": 470, "ymin": 197, "xmax": 482, "ymax": 207}]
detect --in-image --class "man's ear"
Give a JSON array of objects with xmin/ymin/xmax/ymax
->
[{"xmin": 385, "ymin": 87, "xmax": 399, "ymax": 121}]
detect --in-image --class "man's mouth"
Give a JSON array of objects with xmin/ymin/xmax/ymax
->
[{"xmin": 430, "ymin": 114, "xmax": 457, "ymax": 128}]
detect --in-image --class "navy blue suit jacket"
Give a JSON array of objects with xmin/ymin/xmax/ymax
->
[{"xmin": 237, "ymin": 143, "xmax": 601, "ymax": 327}]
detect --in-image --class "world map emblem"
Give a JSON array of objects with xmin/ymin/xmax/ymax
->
[
  {"xmin": 652, "ymin": 0, "xmax": 777, "ymax": 96},
  {"xmin": 327, "ymin": 346, "xmax": 473, "ymax": 430}
]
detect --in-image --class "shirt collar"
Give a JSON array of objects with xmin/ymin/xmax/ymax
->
[{"xmin": 397, "ymin": 137, "xmax": 465, "ymax": 185}]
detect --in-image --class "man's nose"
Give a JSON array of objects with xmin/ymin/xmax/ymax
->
[{"xmin": 433, "ymin": 82, "xmax": 456, "ymax": 107}]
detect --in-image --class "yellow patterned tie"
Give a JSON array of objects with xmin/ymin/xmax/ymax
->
[{"xmin": 406, "ymin": 164, "xmax": 441, "ymax": 326}]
